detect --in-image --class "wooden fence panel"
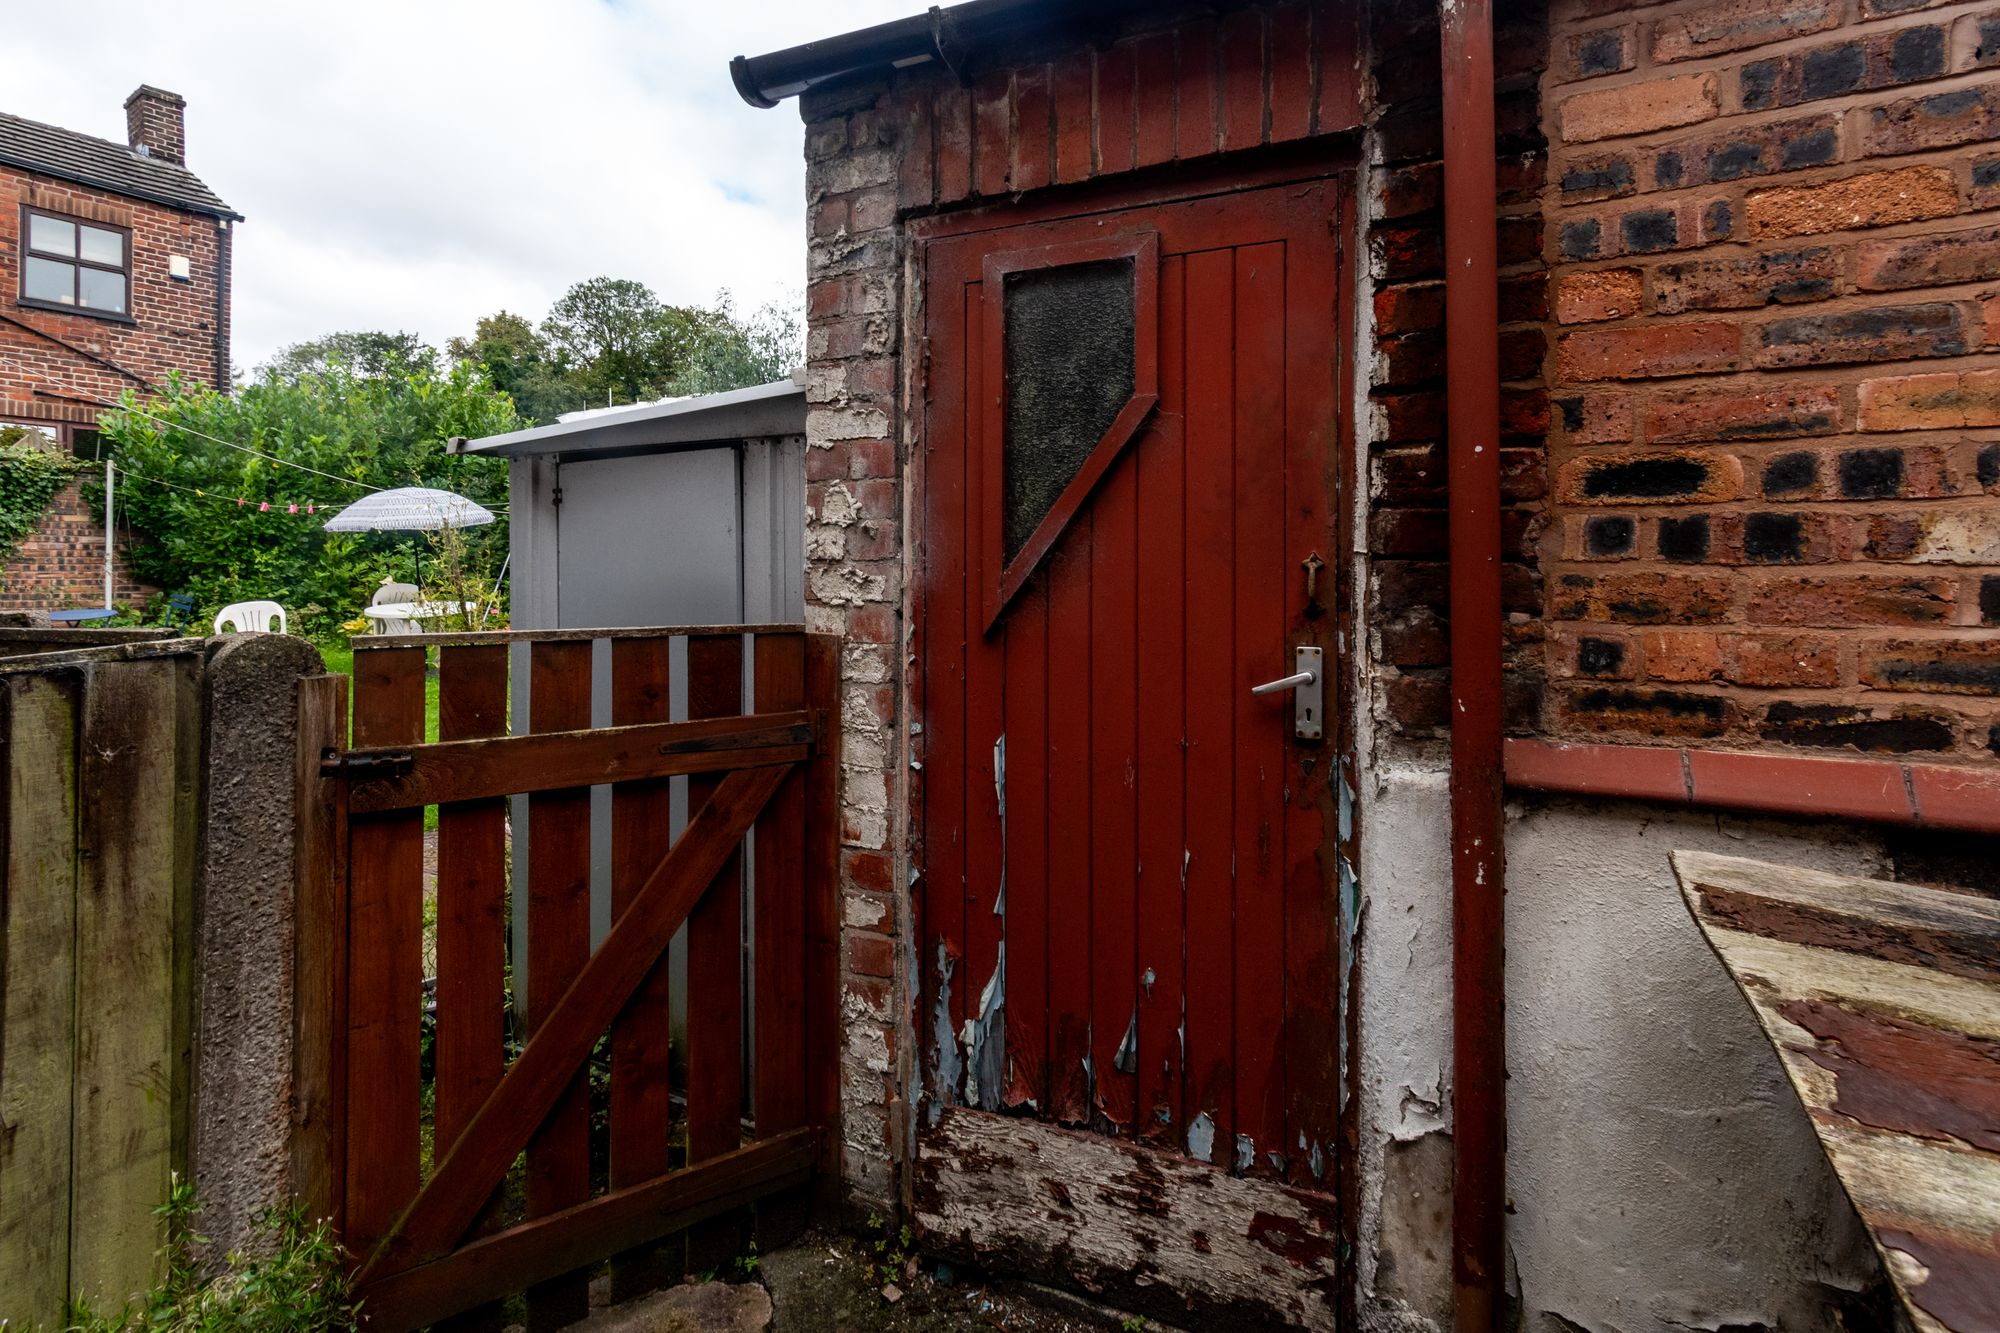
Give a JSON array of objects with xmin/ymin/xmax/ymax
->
[
  {"xmin": 70, "ymin": 657, "xmax": 199, "ymax": 1311},
  {"xmin": 0, "ymin": 673, "xmax": 81, "ymax": 1325},
  {"xmin": 293, "ymin": 673, "xmax": 351, "ymax": 1234}
]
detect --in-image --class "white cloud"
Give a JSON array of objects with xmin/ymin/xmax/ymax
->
[{"xmin": 13, "ymin": 0, "xmax": 919, "ymax": 369}]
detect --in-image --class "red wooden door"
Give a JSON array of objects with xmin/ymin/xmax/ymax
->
[{"xmin": 917, "ymin": 177, "xmax": 1346, "ymax": 1189}]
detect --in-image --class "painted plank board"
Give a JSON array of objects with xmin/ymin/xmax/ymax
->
[
  {"xmin": 1230, "ymin": 242, "xmax": 1291, "ymax": 1179},
  {"xmin": 1134, "ymin": 253, "xmax": 1188, "ymax": 1148},
  {"xmin": 70, "ymin": 657, "xmax": 198, "ymax": 1311},
  {"xmin": 1130, "ymin": 32, "xmax": 1176, "ymax": 170},
  {"xmin": 0, "ymin": 672, "xmax": 80, "ymax": 1328},
  {"xmin": 752, "ymin": 632, "xmax": 809, "ymax": 1136},
  {"xmin": 973, "ymin": 69, "xmax": 1012, "ymax": 199},
  {"xmin": 1181, "ymin": 246, "xmax": 1237, "ymax": 1167},
  {"xmin": 1219, "ymin": 7, "xmax": 1268, "ymax": 155},
  {"xmin": 1676, "ymin": 852, "xmax": 2000, "ymax": 1333},
  {"xmin": 346, "ymin": 647, "xmax": 428, "ymax": 1261},
  {"xmin": 935, "ymin": 83, "xmax": 974, "ymax": 207},
  {"xmin": 526, "ymin": 638, "xmax": 594, "ymax": 1326},
  {"xmin": 1176, "ymin": 18, "xmax": 1220, "ymax": 161},
  {"xmin": 1282, "ymin": 186, "xmax": 1342, "ymax": 1190},
  {"xmin": 1044, "ymin": 513, "xmax": 1095, "ymax": 1127},
  {"xmin": 291, "ymin": 674, "xmax": 351, "ymax": 1236},
  {"xmin": 914, "ymin": 1108, "xmax": 1338, "ymax": 1331},
  {"xmin": 1012, "ymin": 63, "xmax": 1053, "ymax": 194},
  {"xmin": 1088, "ymin": 416, "xmax": 1139, "ymax": 1134},
  {"xmin": 1051, "ymin": 52, "xmax": 1094, "ymax": 186},
  {"xmin": 684, "ymin": 633, "xmax": 747, "ymax": 1271},
  {"xmin": 1268, "ymin": 2, "xmax": 1315, "ymax": 143},
  {"xmin": 1095, "ymin": 42, "xmax": 1138, "ymax": 177},
  {"xmin": 999, "ymin": 576, "xmax": 1049, "ymax": 1112}
]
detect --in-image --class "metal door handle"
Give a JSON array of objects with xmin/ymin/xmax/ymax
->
[{"xmin": 1252, "ymin": 646, "xmax": 1324, "ymax": 741}]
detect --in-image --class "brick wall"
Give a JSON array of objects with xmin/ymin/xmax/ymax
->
[
  {"xmin": 1367, "ymin": 0, "xmax": 1553, "ymax": 738},
  {"xmin": 0, "ymin": 164, "xmax": 230, "ymax": 611},
  {"xmin": 1541, "ymin": 0, "xmax": 2000, "ymax": 764}
]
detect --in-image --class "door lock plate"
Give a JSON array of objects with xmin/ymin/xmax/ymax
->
[{"xmin": 1294, "ymin": 646, "xmax": 1324, "ymax": 741}]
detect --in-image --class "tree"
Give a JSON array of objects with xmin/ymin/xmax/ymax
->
[
  {"xmin": 446, "ymin": 311, "xmax": 581, "ymax": 424},
  {"xmin": 97, "ymin": 364, "xmax": 518, "ymax": 639},
  {"xmin": 263, "ymin": 329, "xmax": 438, "ymax": 381},
  {"xmin": 539, "ymin": 277, "xmax": 676, "ymax": 407}
]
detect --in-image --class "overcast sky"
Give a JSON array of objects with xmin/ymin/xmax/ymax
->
[{"xmin": 14, "ymin": 0, "xmax": 919, "ymax": 372}]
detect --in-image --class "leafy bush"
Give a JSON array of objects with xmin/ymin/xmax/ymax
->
[
  {"xmin": 96, "ymin": 366, "xmax": 517, "ymax": 641},
  {"xmin": 0, "ymin": 425, "xmax": 89, "ymax": 569},
  {"xmin": 64, "ymin": 1177, "xmax": 356, "ymax": 1332}
]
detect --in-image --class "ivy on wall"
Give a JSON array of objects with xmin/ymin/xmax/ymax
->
[{"xmin": 0, "ymin": 425, "xmax": 88, "ymax": 571}]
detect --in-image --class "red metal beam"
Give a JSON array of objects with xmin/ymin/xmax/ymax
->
[{"xmin": 1439, "ymin": 0, "xmax": 1506, "ymax": 1327}]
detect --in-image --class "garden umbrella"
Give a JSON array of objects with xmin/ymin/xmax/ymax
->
[{"xmin": 322, "ymin": 486, "xmax": 494, "ymax": 532}]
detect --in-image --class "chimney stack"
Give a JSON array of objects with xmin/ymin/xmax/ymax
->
[{"xmin": 124, "ymin": 86, "xmax": 186, "ymax": 165}]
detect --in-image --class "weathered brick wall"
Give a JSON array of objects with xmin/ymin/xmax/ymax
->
[
  {"xmin": 1542, "ymin": 0, "xmax": 2000, "ymax": 763},
  {"xmin": 1366, "ymin": 0, "xmax": 1553, "ymax": 739},
  {"xmin": 0, "ymin": 479, "xmax": 157, "ymax": 613},
  {"xmin": 0, "ymin": 163, "xmax": 230, "ymax": 611}
]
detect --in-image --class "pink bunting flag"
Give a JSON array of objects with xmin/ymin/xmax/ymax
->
[{"xmin": 259, "ymin": 501, "xmax": 270, "ymax": 512}]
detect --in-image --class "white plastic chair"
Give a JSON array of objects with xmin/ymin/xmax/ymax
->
[
  {"xmin": 369, "ymin": 581, "xmax": 422, "ymax": 635},
  {"xmin": 213, "ymin": 599, "xmax": 287, "ymax": 634}
]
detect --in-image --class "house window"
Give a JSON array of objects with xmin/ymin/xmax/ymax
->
[{"xmin": 20, "ymin": 209, "xmax": 131, "ymax": 317}]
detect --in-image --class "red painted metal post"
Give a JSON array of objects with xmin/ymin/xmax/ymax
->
[{"xmin": 1440, "ymin": 0, "xmax": 1506, "ymax": 1328}]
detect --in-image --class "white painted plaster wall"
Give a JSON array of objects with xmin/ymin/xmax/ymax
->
[{"xmin": 1352, "ymin": 770, "xmax": 1896, "ymax": 1332}]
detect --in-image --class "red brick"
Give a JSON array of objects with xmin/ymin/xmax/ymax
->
[
  {"xmin": 1746, "ymin": 166, "xmax": 1959, "ymax": 239},
  {"xmin": 1860, "ymin": 638, "xmax": 2000, "ymax": 694},
  {"xmin": 1857, "ymin": 222, "xmax": 2000, "ymax": 291},
  {"xmin": 1647, "ymin": 113, "xmax": 1841, "ymax": 192},
  {"xmin": 1861, "ymin": 86, "xmax": 2000, "ymax": 158},
  {"xmin": 1375, "ymin": 283, "xmax": 1444, "ymax": 336},
  {"xmin": 1554, "ymin": 391, "xmax": 1635, "ymax": 443},
  {"xmin": 1752, "ymin": 301, "xmax": 1970, "ymax": 368},
  {"xmin": 847, "ymin": 932, "xmax": 895, "ymax": 978},
  {"xmin": 1559, "ymin": 74, "xmax": 1719, "ymax": 144},
  {"xmin": 1556, "ymin": 322, "xmax": 1739, "ymax": 380},
  {"xmin": 1555, "ymin": 268, "xmax": 1643, "ymax": 324},
  {"xmin": 1747, "ymin": 575, "xmax": 1954, "ymax": 626},
  {"xmin": 1557, "ymin": 684, "xmax": 1733, "ymax": 739},
  {"xmin": 1858, "ymin": 370, "xmax": 2000, "ymax": 430},
  {"xmin": 1647, "ymin": 386, "xmax": 1844, "ymax": 443},
  {"xmin": 1557, "ymin": 25, "xmax": 1637, "ymax": 81},
  {"xmin": 1557, "ymin": 449, "xmax": 1745, "ymax": 504},
  {"xmin": 1377, "ymin": 161, "xmax": 1441, "ymax": 219},
  {"xmin": 1642, "ymin": 630, "xmax": 1725, "ymax": 681},
  {"xmin": 1725, "ymin": 633, "xmax": 1841, "ymax": 686},
  {"xmin": 1737, "ymin": 23, "xmax": 1953, "ymax": 112},
  {"xmin": 1652, "ymin": 0, "xmax": 1840, "ymax": 64},
  {"xmin": 1551, "ymin": 570, "xmax": 1736, "ymax": 624},
  {"xmin": 1649, "ymin": 246, "xmax": 1837, "ymax": 314}
]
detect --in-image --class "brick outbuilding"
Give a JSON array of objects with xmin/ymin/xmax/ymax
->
[
  {"xmin": 733, "ymin": 2, "xmax": 1998, "ymax": 1328},
  {"xmin": 0, "ymin": 85, "xmax": 238, "ymax": 612}
]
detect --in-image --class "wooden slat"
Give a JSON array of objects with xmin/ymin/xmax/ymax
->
[
  {"xmin": 935, "ymin": 83, "xmax": 974, "ymax": 205},
  {"xmin": 1012, "ymin": 63, "xmax": 1052, "ymax": 194},
  {"xmin": 69, "ymin": 657, "xmax": 197, "ymax": 1310},
  {"xmin": 0, "ymin": 672, "xmax": 79, "ymax": 1328},
  {"xmin": 685, "ymin": 633, "xmax": 747, "ymax": 1271},
  {"xmin": 964, "ymin": 254, "xmax": 1006, "ymax": 1115},
  {"xmin": 1045, "ymin": 514, "xmax": 1094, "ymax": 1126},
  {"xmin": 1176, "ymin": 17, "xmax": 1220, "ymax": 160},
  {"xmin": 1283, "ymin": 185, "xmax": 1341, "ymax": 1189},
  {"xmin": 1268, "ymin": 2, "xmax": 1315, "ymax": 143},
  {"xmin": 803, "ymin": 635, "xmax": 844, "ymax": 1211},
  {"xmin": 358, "ymin": 1132, "xmax": 813, "ymax": 1333},
  {"xmin": 973, "ymin": 68, "xmax": 1012, "ymax": 198},
  {"xmin": 292, "ymin": 673, "xmax": 351, "ymax": 1232},
  {"xmin": 753, "ymin": 634, "xmax": 809, "ymax": 1136},
  {"xmin": 345, "ymin": 713, "xmax": 812, "ymax": 812},
  {"xmin": 608, "ymin": 636, "xmax": 678, "ymax": 1300},
  {"xmin": 346, "ymin": 647, "xmax": 428, "ymax": 1258},
  {"xmin": 358, "ymin": 623, "xmax": 801, "ymax": 650},
  {"xmin": 999, "ymin": 577, "xmax": 1049, "ymax": 1112},
  {"xmin": 1135, "ymin": 252, "xmax": 1188, "ymax": 1147},
  {"xmin": 1095, "ymin": 42, "xmax": 1138, "ymax": 177},
  {"xmin": 1051, "ymin": 52, "xmax": 1093, "ymax": 186},
  {"xmin": 359, "ymin": 764, "xmax": 788, "ymax": 1280},
  {"xmin": 1219, "ymin": 7, "xmax": 1267, "ymax": 155},
  {"xmin": 1182, "ymin": 246, "xmax": 1236, "ymax": 1166},
  {"xmin": 1130, "ymin": 32, "xmax": 1176, "ymax": 170},
  {"xmin": 525, "ymin": 638, "xmax": 593, "ymax": 1327},
  {"xmin": 1232, "ymin": 241, "xmax": 1291, "ymax": 1178}
]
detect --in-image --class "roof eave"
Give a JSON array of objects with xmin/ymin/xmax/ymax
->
[
  {"xmin": 0, "ymin": 151, "xmax": 243, "ymax": 222},
  {"xmin": 459, "ymin": 380, "xmax": 807, "ymax": 459}
]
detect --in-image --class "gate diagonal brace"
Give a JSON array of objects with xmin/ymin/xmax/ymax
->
[{"xmin": 354, "ymin": 761, "xmax": 791, "ymax": 1285}]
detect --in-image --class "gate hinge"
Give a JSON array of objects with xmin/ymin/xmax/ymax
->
[{"xmin": 321, "ymin": 749, "xmax": 415, "ymax": 781}]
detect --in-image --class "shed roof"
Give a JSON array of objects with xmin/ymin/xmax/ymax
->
[
  {"xmin": 0, "ymin": 110, "xmax": 240, "ymax": 221},
  {"xmin": 456, "ymin": 377, "xmax": 806, "ymax": 459}
]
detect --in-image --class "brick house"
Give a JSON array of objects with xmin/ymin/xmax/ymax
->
[
  {"xmin": 0, "ymin": 86, "xmax": 239, "ymax": 611},
  {"xmin": 728, "ymin": 0, "xmax": 2000, "ymax": 1329}
]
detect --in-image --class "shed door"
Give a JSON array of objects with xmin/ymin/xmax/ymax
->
[{"xmin": 918, "ymin": 178, "xmax": 1345, "ymax": 1186}]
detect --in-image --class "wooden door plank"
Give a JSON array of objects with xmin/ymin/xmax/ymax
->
[
  {"xmin": 925, "ymin": 273, "xmax": 973, "ymax": 1115},
  {"xmin": 1231, "ymin": 240, "xmax": 1292, "ymax": 1179},
  {"xmin": 999, "ymin": 578, "xmax": 1049, "ymax": 1113},
  {"xmin": 346, "ymin": 647, "xmax": 428, "ymax": 1258},
  {"xmin": 344, "ymin": 712, "xmax": 811, "ymax": 812},
  {"xmin": 292, "ymin": 673, "xmax": 351, "ymax": 1232},
  {"xmin": 525, "ymin": 638, "xmax": 593, "ymax": 1327},
  {"xmin": 0, "ymin": 672, "xmax": 80, "ymax": 1328},
  {"xmin": 70, "ymin": 657, "xmax": 197, "ymax": 1310},
  {"xmin": 361, "ymin": 764, "xmax": 787, "ymax": 1280},
  {"xmin": 1282, "ymin": 184, "xmax": 1342, "ymax": 1190},
  {"xmin": 608, "ymin": 635, "xmax": 678, "ymax": 1299},
  {"xmin": 359, "ymin": 1132, "xmax": 813, "ymax": 1333},
  {"xmin": 752, "ymin": 633, "xmax": 809, "ymax": 1137},
  {"xmin": 1088, "ymin": 398, "xmax": 1140, "ymax": 1134},
  {"xmin": 1181, "ymin": 246, "xmax": 1237, "ymax": 1167},
  {"xmin": 962, "ymin": 259, "xmax": 1007, "ymax": 1115},
  {"xmin": 1044, "ymin": 511, "xmax": 1094, "ymax": 1128},
  {"xmin": 802, "ymin": 636, "xmax": 844, "ymax": 1209},
  {"xmin": 1135, "ymin": 252, "xmax": 1189, "ymax": 1148}
]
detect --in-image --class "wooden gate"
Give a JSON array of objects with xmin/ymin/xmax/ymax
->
[{"xmin": 295, "ymin": 626, "xmax": 840, "ymax": 1330}]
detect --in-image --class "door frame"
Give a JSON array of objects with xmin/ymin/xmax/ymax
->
[{"xmin": 903, "ymin": 150, "xmax": 1365, "ymax": 1317}]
